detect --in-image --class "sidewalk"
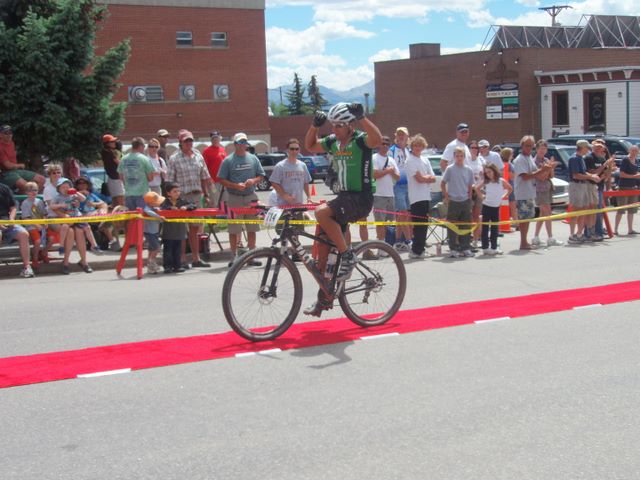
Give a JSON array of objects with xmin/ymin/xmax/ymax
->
[{"xmin": 0, "ymin": 224, "xmax": 317, "ymax": 278}]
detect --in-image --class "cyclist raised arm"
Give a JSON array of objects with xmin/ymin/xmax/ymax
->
[{"xmin": 303, "ymin": 102, "xmax": 383, "ymax": 316}]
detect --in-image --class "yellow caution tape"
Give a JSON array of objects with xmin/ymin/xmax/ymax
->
[{"xmin": 4, "ymin": 202, "xmax": 639, "ymax": 237}]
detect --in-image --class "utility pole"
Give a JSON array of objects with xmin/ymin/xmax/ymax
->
[{"xmin": 538, "ymin": 5, "xmax": 573, "ymax": 27}]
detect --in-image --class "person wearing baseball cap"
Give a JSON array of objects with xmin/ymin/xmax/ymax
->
[
  {"xmin": 203, "ymin": 130, "xmax": 226, "ymax": 207},
  {"xmin": 477, "ymin": 139, "xmax": 503, "ymax": 170},
  {"xmin": 389, "ymin": 126, "xmax": 412, "ymax": 252},
  {"xmin": 156, "ymin": 129, "xmax": 170, "ymax": 161},
  {"xmin": 567, "ymin": 139, "xmax": 601, "ymax": 244},
  {"xmin": 583, "ymin": 138, "xmax": 615, "ymax": 241},
  {"xmin": 440, "ymin": 122, "xmax": 471, "ymax": 173},
  {"xmin": 166, "ymin": 129, "xmax": 212, "ymax": 268},
  {"xmin": 0, "ymin": 125, "xmax": 45, "ymax": 194},
  {"xmin": 217, "ymin": 132, "xmax": 265, "ymax": 267},
  {"xmin": 101, "ymin": 133, "xmax": 125, "ymax": 206}
]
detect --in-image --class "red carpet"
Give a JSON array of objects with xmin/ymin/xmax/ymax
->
[{"xmin": 2, "ymin": 280, "xmax": 639, "ymax": 389}]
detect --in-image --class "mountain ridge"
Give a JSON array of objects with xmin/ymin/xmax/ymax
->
[{"xmin": 268, "ymin": 79, "xmax": 375, "ymax": 109}]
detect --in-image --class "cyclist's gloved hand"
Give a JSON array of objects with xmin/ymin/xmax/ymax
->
[
  {"xmin": 347, "ymin": 102, "xmax": 365, "ymax": 120},
  {"xmin": 312, "ymin": 111, "xmax": 327, "ymax": 128}
]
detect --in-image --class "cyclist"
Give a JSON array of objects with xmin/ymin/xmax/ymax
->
[{"xmin": 303, "ymin": 102, "xmax": 382, "ymax": 316}]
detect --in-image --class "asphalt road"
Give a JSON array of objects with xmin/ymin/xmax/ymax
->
[{"xmin": 2, "ymin": 182, "xmax": 640, "ymax": 479}]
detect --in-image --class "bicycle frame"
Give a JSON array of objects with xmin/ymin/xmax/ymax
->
[{"xmin": 270, "ymin": 212, "xmax": 339, "ymax": 299}]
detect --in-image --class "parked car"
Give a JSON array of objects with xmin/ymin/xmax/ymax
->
[
  {"xmin": 298, "ymin": 156, "xmax": 317, "ymax": 181},
  {"xmin": 79, "ymin": 167, "xmax": 112, "ymax": 204},
  {"xmin": 501, "ymin": 143, "xmax": 575, "ymax": 183},
  {"xmin": 434, "ymin": 148, "xmax": 570, "ymax": 208},
  {"xmin": 305, "ymin": 154, "xmax": 330, "ymax": 180},
  {"xmin": 255, "ymin": 153, "xmax": 286, "ymax": 191},
  {"xmin": 420, "ymin": 153, "xmax": 444, "ymax": 205},
  {"xmin": 551, "ymin": 135, "xmax": 632, "ymax": 161}
]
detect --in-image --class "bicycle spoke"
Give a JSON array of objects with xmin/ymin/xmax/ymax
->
[
  {"xmin": 339, "ymin": 241, "xmax": 406, "ymax": 326},
  {"xmin": 223, "ymin": 249, "xmax": 302, "ymax": 341}
]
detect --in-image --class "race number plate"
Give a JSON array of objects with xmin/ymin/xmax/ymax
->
[{"xmin": 263, "ymin": 207, "xmax": 283, "ymax": 227}]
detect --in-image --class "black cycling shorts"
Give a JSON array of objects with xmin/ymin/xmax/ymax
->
[{"xmin": 327, "ymin": 191, "xmax": 374, "ymax": 227}]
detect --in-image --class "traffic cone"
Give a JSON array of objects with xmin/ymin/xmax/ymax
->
[
  {"xmin": 499, "ymin": 162, "xmax": 511, "ymax": 233},
  {"xmin": 562, "ymin": 204, "xmax": 572, "ymax": 224},
  {"xmin": 310, "ymin": 183, "xmax": 317, "ymax": 197},
  {"xmin": 499, "ymin": 199, "xmax": 511, "ymax": 233}
]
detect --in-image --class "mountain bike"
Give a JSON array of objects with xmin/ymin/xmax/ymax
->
[{"xmin": 222, "ymin": 206, "xmax": 406, "ymax": 342}]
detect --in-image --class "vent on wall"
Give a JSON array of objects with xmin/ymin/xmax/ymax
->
[
  {"xmin": 213, "ymin": 84, "xmax": 230, "ymax": 101},
  {"xmin": 180, "ymin": 85, "xmax": 196, "ymax": 101},
  {"xmin": 128, "ymin": 86, "xmax": 164, "ymax": 102}
]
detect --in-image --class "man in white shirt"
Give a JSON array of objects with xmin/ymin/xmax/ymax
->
[
  {"xmin": 513, "ymin": 135, "xmax": 555, "ymax": 250},
  {"xmin": 478, "ymin": 139, "xmax": 503, "ymax": 170},
  {"xmin": 440, "ymin": 123, "xmax": 471, "ymax": 172},
  {"xmin": 405, "ymin": 135, "xmax": 436, "ymax": 259},
  {"xmin": 390, "ymin": 127, "xmax": 412, "ymax": 251},
  {"xmin": 372, "ymin": 136, "xmax": 400, "ymax": 254}
]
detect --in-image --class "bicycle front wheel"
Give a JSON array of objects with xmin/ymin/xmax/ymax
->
[
  {"xmin": 338, "ymin": 240, "xmax": 406, "ymax": 327},
  {"xmin": 222, "ymin": 248, "xmax": 302, "ymax": 342}
]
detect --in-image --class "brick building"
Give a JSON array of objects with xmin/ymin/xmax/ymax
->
[
  {"xmin": 96, "ymin": 0, "xmax": 269, "ymax": 143},
  {"xmin": 375, "ymin": 16, "xmax": 640, "ymax": 149}
]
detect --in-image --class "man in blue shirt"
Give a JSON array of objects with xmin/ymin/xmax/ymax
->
[
  {"xmin": 567, "ymin": 140, "xmax": 601, "ymax": 243},
  {"xmin": 218, "ymin": 132, "xmax": 266, "ymax": 266}
]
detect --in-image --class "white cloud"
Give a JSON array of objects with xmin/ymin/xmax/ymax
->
[
  {"xmin": 368, "ymin": 48, "xmax": 409, "ymax": 63},
  {"xmin": 491, "ymin": 1, "xmax": 640, "ymax": 28},
  {"xmin": 441, "ymin": 43, "xmax": 484, "ymax": 55},
  {"xmin": 516, "ymin": 0, "xmax": 540, "ymax": 6},
  {"xmin": 266, "ymin": 0, "xmax": 640, "ymax": 91},
  {"xmin": 268, "ymin": 63, "xmax": 374, "ymax": 91},
  {"xmin": 267, "ymin": 21, "xmax": 374, "ymax": 63}
]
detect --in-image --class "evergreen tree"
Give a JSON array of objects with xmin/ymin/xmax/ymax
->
[
  {"xmin": 284, "ymin": 73, "xmax": 308, "ymax": 116},
  {"xmin": 306, "ymin": 75, "xmax": 327, "ymax": 111},
  {"xmin": 0, "ymin": 0, "xmax": 130, "ymax": 166}
]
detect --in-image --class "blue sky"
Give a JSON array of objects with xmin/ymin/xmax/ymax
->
[{"xmin": 265, "ymin": 0, "xmax": 638, "ymax": 90}]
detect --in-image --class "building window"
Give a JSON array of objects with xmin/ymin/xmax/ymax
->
[
  {"xmin": 176, "ymin": 31, "xmax": 193, "ymax": 46},
  {"xmin": 211, "ymin": 32, "xmax": 228, "ymax": 48},
  {"xmin": 584, "ymin": 89, "xmax": 606, "ymax": 133},
  {"xmin": 552, "ymin": 91, "xmax": 569, "ymax": 126}
]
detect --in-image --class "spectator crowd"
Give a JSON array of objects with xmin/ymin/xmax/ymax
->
[{"xmin": 1, "ymin": 115, "xmax": 639, "ymax": 279}]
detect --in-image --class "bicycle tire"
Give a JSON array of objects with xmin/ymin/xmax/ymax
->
[
  {"xmin": 222, "ymin": 248, "xmax": 303, "ymax": 342},
  {"xmin": 338, "ymin": 240, "xmax": 406, "ymax": 327}
]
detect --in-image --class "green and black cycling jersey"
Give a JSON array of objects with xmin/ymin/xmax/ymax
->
[{"xmin": 321, "ymin": 130, "xmax": 376, "ymax": 194}]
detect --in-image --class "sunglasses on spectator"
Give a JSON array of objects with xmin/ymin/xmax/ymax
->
[
  {"xmin": 289, "ymin": 147, "xmax": 300, "ymax": 151},
  {"xmin": 381, "ymin": 142, "xmax": 390, "ymax": 146},
  {"xmin": 470, "ymin": 146, "xmax": 479, "ymax": 150},
  {"xmin": 26, "ymin": 188, "xmax": 38, "ymax": 192},
  {"xmin": 148, "ymin": 145, "xmax": 159, "ymax": 149},
  {"xmin": 183, "ymin": 139, "xmax": 194, "ymax": 143},
  {"xmin": 49, "ymin": 171, "xmax": 62, "ymax": 175}
]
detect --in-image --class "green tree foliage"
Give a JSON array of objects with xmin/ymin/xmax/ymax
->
[
  {"xmin": 306, "ymin": 75, "xmax": 327, "ymax": 111},
  {"xmin": 0, "ymin": 0, "xmax": 130, "ymax": 166},
  {"xmin": 269, "ymin": 101, "xmax": 287, "ymax": 117},
  {"xmin": 284, "ymin": 73, "xmax": 310, "ymax": 116}
]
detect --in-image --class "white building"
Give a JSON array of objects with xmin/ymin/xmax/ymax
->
[{"xmin": 536, "ymin": 66, "xmax": 640, "ymax": 139}]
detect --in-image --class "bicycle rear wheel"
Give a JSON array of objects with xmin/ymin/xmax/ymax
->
[
  {"xmin": 338, "ymin": 240, "xmax": 406, "ymax": 327},
  {"xmin": 222, "ymin": 248, "xmax": 302, "ymax": 342}
]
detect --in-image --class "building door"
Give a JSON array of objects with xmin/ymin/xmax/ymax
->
[{"xmin": 583, "ymin": 90, "xmax": 606, "ymax": 133}]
